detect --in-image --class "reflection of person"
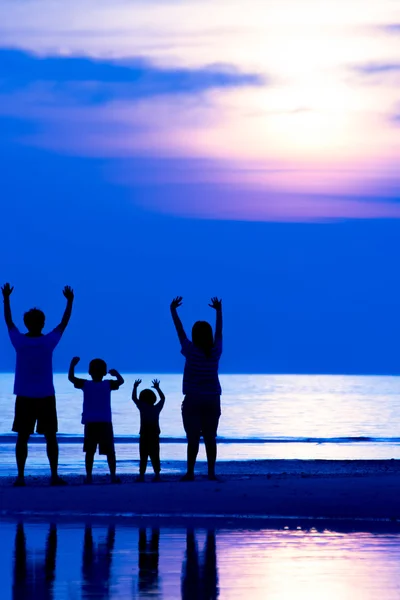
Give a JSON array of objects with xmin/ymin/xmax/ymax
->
[
  {"xmin": 170, "ymin": 297, "xmax": 223, "ymax": 481},
  {"xmin": 69, "ymin": 357, "xmax": 124, "ymax": 483},
  {"xmin": 138, "ymin": 528, "xmax": 160, "ymax": 596},
  {"xmin": 181, "ymin": 530, "xmax": 219, "ymax": 600},
  {"xmin": 132, "ymin": 379, "xmax": 165, "ymax": 481},
  {"xmin": 2, "ymin": 282, "xmax": 74, "ymax": 487},
  {"xmin": 82, "ymin": 525, "xmax": 115, "ymax": 599},
  {"xmin": 12, "ymin": 522, "xmax": 57, "ymax": 600}
]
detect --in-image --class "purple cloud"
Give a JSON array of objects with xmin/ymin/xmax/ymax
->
[{"xmin": 353, "ymin": 63, "xmax": 400, "ymax": 75}]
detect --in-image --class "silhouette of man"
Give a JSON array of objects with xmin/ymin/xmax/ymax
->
[
  {"xmin": 2, "ymin": 283, "xmax": 74, "ymax": 486},
  {"xmin": 12, "ymin": 522, "xmax": 57, "ymax": 600},
  {"xmin": 137, "ymin": 528, "xmax": 160, "ymax": 596},
  {"xmin": 82, "ymin": 525, "xmax": 115, "ymax": 599},
  {"xmin": 181, "ymin": 530, "xmax": 219, "ymax": 600}
]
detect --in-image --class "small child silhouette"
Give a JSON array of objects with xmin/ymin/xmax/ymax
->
[
  {"xmin": 68, "ymin": 357, "xmax": 124, "ymax": 484},
  {"xmin": 132, "ymin": 379, "xmax": 165, "ymax": 482}
]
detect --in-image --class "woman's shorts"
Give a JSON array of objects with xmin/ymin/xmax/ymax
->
[
  {"xmin": 83, "ymin": 422, "xmax": 115, "ymax": 455},
  {"xmin": 12, "ymin": 395, "xmax": 58, "ymax": 435},
  {"xmin": 181, "ymin": 394, "xmax": 221, "ymax": 441}
]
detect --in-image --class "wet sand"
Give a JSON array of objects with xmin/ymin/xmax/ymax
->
[{"xmin": 0, "ymin": 460, "xmax": 399, "ymax": 522}]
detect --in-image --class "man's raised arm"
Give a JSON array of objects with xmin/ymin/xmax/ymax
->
[
  {"xmin": 57, "ymin": 286, "xmax": 74, "ymax": 332},
  {"xmin": 1, "ymin": 283, "xmax": 16, "ymax": 330}
]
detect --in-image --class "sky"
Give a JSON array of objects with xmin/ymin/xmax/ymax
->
[{"xmin": 0, "ymin": 0, "xmax": 400, "ymax": 374}]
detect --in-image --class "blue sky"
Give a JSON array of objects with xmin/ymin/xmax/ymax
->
[{"xmin": 0, "ymin": 0, "xmax": 399, "ymax": 374}]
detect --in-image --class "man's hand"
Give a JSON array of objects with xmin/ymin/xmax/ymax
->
[
  {"xmin": 208, "ymin": 297, "xmax": 222, "ymax": 310},
  {"xmin": 1, "ymin": 283, "xmax": 14, "ymax": 299},
  {"xmin": 152, "ymin": 378, "xmax": 161, "ymax": 390},
  {"xmin": 63, "ymin": 286, "xmax": 74, "ymax": 301},
  {"xmin": 170, "ymin": 296, "xmax": 183, "ymax": 310},
  {"xmin": 70, "ymin": 356, "xmax": 80, "ymax": 367},
  {"xmin": 108, "ymin": 369, "xmax": 119, "ymax": 377},
  {"xmin": 133, "ymin": 379, "xmax": 142, "ymax": 388}
]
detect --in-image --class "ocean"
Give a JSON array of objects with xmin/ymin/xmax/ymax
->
[{"xmin": 1, "ymin": 373, "xmax": 400, "ymax": 475}]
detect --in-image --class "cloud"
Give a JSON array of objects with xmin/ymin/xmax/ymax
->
[
  {"xmin": 380, "ymin": 24, "xmax": 400, "ymax": 34},
  {"xmin": 353, "ymin": 62, "xmax": 400, "ymax": 75},
  {"xmin": 0, "ymin": 48, "xmax": 265, "ymax": 105}
]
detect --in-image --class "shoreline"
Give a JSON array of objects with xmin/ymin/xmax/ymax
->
[{"xmin": 1, "ymin": 459, "xmax": 400, "ymax": 522}]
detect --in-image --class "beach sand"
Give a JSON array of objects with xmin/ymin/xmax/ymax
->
[{"xmin": 1, "ymin": 459, "xmax": 400, "ymax": 522}]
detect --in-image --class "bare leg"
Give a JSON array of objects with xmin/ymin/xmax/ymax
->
[
  {"xmin": 138, "ymin": 438, "xmax": 148, "ymax": 480},
  {"xmin": 204, "ymin": 437, "xmax": 217, "ymax": 480},
  {"xmin": 15, "ymin": 433, "xmax": 30, "ymax": 485},
  {"xmin": 45, "ymin": 432, "xmax": 66, "ymax": 485},
  {"xmin": 181, "ymin": 437, "xmax": 200, "ymax": 481},
  {"xmin": 150, "ymin": 438, "xmax": 161, "ymax": 481},
  {"xmin": 107, "ymin": 452, "xmax": 120, "ymax": 483},
  {"xmin": 85, "ymin": 451, "xmax": 95, "ymax": 483}
]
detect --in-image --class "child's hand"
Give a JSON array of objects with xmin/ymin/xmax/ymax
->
[
  {"xmin": 170, "ymin": 296, "xmax": 183, "ymax": 310},
  {"xmin": 1, "ymin": 283, "xmax": 14, "ymax": 298},
  {"xmin": 63, "ymin": 285, "xmax": 74, "ymax": 301},
  {"xmin": 208, "ymin": 297, "xmax": 222, "ymax": 310},
  {"xmin": 151, "ymin": 379, "xmax": 161, "ymax": 390},
  {"xmin": 108, "ymin": 369, "xmax": 119, "ymax": 377},
  {"xmin": 70, "ymin": 356, "xmax": 80, "ymax": 366},
  {"xmin": 133, "ymin": 379, "xmax": 142, "ymax": 388}
]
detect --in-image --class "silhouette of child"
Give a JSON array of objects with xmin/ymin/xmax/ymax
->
[
  {"xmin": 68, "ymin": 356, "xmax": 124, "ymax": 484},
  {"xmin": 2, "ymin": 282, "xmax": 74, "ymax": 487},
  {"xmin": 132, "ymin": 379, "xmax": 165, "ymax": 482},
  {"xmin": 170, "ymin": 296, "xmax": 223, "ymax": 481}
]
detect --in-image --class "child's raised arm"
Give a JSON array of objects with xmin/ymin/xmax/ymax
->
[
  {"xmin": 109, "ymin": 368, "xmax": 124, "ymax": 390},
  {"xmin": 56, "ymin": 286, "xmax": 74, "ymax": 333},
  {"xmin": 68, "ymin": 356, "xmax": 86, "ymax": 389},
  {"xmin": 170, "ymin": 296, "xmax": 187, "ymax": 345},
  {"xmin": 209, "ymin": 297, "xmax": 222, "ymax": 342},
  {"xmin": 132, "ymin": 379, "xmax": 142, "ymax": 407},
  {"xmin": 1, "ymin": 283, "xmax": 16, "ymax": 330},
  {"xmin": 152, "ymin": 379, "xmax": 166, "ymax": 412}
]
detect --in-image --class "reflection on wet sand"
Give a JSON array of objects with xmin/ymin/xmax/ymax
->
[
  {"xmin": 82, "ymin": 524, "xmax": 115, "ymax": 599},
  {"xmin": 12, "ymin": 522, "xmax": 57, "ymax": 600},
  {"xmin": 10, "ymin": 521, "xmax": 400, "ymax": 600},
  {"xmin": 138, "ymin": 528, "xmax": 160, "ymax": 597},
  {"xmin": 181, "ymin": 530, "xmax": 219, "ymax": 600}
]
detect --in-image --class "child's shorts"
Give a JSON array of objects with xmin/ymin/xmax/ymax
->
[
  {"xmin": 83, "ymin": 422, "xmax": 115, "ymax": 455},
  {"xmin": 181, "ymin": 394, "xmax": 221, "ymax": 441},
  {"xmin": 12, "ymin": 395, "xmax": 58, "ymax": 435}
]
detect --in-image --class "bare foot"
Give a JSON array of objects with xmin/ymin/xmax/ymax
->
[
  {"xmin": 84, "ymin": 476, "xmax": 93, "ymax": 485},
  {"xmin": 180, "ymin": 473, "xmax": 195, "ymax": 482},
  {"xmin": 208, "ymin": 474, "xmax": 220, "ymax": 481},
  {"xmin": 136, "ymin": 475, "xmax": 145, "ymax": 483},
  {"xmin": 13, "ymin": 476, "xmax": 25, "ymax": 487},
  {"xmin": 152, "ymin": 474, "xmax": 161, "ymax": 482},
  {"xmin": 111, "ymin": 476, "xmax": 121, "ymax": 484}
]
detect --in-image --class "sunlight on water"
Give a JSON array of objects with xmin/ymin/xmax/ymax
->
[
  {"xmin": 1, "ymin": 374, "xmax": 400, "ymax": 467},
  {"xmin": 2, "ymin": 521, "xmax": 400, "ymax": 600}
]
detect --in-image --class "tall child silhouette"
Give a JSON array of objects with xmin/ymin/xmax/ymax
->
[
  {"xmin": 2, "ymin": 282, "xmax": 74, "ymax": 487},
  {"xmin": 170, "ymin": 296, "xmax": 223, "ymax": 481}
]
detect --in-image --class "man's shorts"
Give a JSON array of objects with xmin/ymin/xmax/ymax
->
[
  {"xmin": 181, "ymin": 394, "xmax": 221, "ymax": 441},
  {"xmin": 83, "ymin": 422, "xmax": 115, "ymax": 455},
  {"xmin": 12, "ymin": 395, "xmax": 58, "ymax": 435}
]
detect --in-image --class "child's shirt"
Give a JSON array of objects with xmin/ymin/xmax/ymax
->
[
  {"xmin": 79, "ymin": 380, "xmax": 118, "ymax": 425},
  {"xmin": 136, "ymin": 402, "xmax": 163, "ymax": 436},
  {"xmin": 181, "ymin": 338, "xmax": 223, "ymax": 396},
  {"xmin": 9, "ymin": 327, "xmax": 63, "ymax": 398}
]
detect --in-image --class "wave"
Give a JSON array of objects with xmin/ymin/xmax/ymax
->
[{"xmin": 0, "ymin": 434, "xmax": 400, "ymax": 445}]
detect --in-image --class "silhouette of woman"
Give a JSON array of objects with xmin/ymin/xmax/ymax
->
[{"xmin": 170, "ymin": 297, "xmax": 223, "ymax": 481}]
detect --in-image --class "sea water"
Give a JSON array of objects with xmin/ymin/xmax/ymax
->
[
  {"xmin": 1, "ymin": 373, "xmax": 400, "ymax": 474},
  {"xmin": 2, "ymin": 519, "xmax": 400, "ymax": 599}
]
